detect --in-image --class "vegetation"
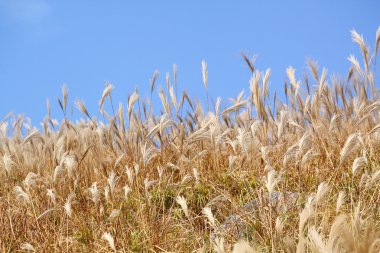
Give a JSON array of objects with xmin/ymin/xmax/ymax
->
[{"xmin": 1, "ymin": 28, "xmax": 380, "ymax": 252}]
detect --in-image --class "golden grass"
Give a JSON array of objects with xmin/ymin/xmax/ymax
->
[{"xmin": 1, "ymin": 28, "xmax": 380, "ymax": 252}]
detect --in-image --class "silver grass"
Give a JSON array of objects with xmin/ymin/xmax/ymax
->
[
  {"xmin": 123, "ymin": 185, "xmax": 132, "ymax": 200},
  {"xmin": 63, "ymin": 192, "xmax": 75, "ymax": 218},
  {"xmin": 108, "ymin": 209, "xmax": 121, "ymax": 221},
  {"xmin": 46, "ymin": 189, "xmax": 56, "ymax": 205},
  {"xmin": 37, "ymin": 208, "xmax": 56, "ymax": 220},
  {"xmin": 23, "ymin": 172, "xmax": 38, "ymax": 189},
  {"xmin": 128, "ymin": 90, "xmax": 139, "ymax": 119},
  {"xmin": 232, "ymin": 239, "xmax": 256, "ymax": 253},
  {"xmin": 265, "ymin": 169, "xmax": 282, "ymax": 194},
  {"xmin": 107, "ymin": 171, "xmax": 119, "ymax": 194},
  {"xmin": 352, "ymin": 156, "xmax": 367, "ymax": 175},
  {"xmin": 101, "ymin": 232, "xmax": 116, "ymax": 251},
  {"xmin": 89, "ymin": 182, "xmax": 100, "ymax": 204},
  {"xmin": 20, "ymin": 243, "xmax": 35, "ymax": 252},
  {"xmin": 336, "ymin": 191, "xmax": 346, "ymax": 213},
  {"xmin": 340, "ymin": 133, "xmax": 361, "ymax": 166},
  {"xmin": 99, "ymin": 83, "xmax": 114, "ymax": 110},
  {"xmin": 14, "ymin": 186, "xmax": 30, "ymax": 202},
  {"xmin": 315, "ymin": 182, "xmax": 330, "ymax": 204},
  {"xmin": 202, "ymin": 60, "xmax": 208, "ymax": 90},
  {"xmin": 212, "ymin": 237, "xmax": 225, "ymax": 253},
  {"xmin": 202, "ymin": 206, "xmax": 217, "ymax": 228},
  {"xmin": 3, "ymin": 154, "xmax": 15, "ymax": 174},
  {"xmin": 175, "ymin": 195, "xmax": 189, "ymax": 218}
]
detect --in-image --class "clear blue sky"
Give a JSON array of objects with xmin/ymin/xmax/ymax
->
[{"xmin": 1, "ymin": 1, "xmax": 379, "ymax": 124}]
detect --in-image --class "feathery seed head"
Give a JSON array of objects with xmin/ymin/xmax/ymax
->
[
  {"xmin": 176, "ymin": 195, "xmax": 189, "ymax": 218},
  {"xmin": 123, "ymin": 185, "xmax": 132, "ymax": 200},
  {"xmin": 14, "ymin": 186, "xmax": 30, "ymax": 203},
  {"xmin": 101, "ymin": 232, "xmax": 116, "ymax": 251},
  {"xmin": 202, "ymin": 60, "xmax": 208, "ymax": 90},
  {"xmin": 63, "ymin": 193, "xmax": 75, "ymax": 218},
  {"xmin": 265, "ymin": 169, "xmax": 282, "ymax": 194},
  {"xmin": 89, "ymin": 182, "xmax": 100, "ymax": 204},
  {"xmin": 20, "ymin": 243, "xmax": 35, "ymax": 252},
  {"xmin": 202, "ymin": 206, "xmax": 217, "ymax": 228},
  {"xmin": 232, "ymin": 240, "xmax": 256, "ymax": 253},
  {"xmin": 108, "ymin": 209, "xmax": 121, "ymax": 221}
]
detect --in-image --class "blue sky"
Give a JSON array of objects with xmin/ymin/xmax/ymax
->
[{"xmin": 1, "ymin": 1, "xmax": 379, "ymax": 124}]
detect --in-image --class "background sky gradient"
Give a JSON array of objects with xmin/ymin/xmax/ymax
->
[{"xmin": 1, "ymin": 1, "xmax": 379, "ymax": 124}]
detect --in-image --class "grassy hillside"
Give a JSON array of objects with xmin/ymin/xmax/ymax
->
[{"xmin": 1, "ymin": 28, "xmax": 380, "ymax": 252}]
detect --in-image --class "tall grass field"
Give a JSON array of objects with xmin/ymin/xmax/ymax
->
[{"xmin": 1, "ymin": 28, "xmax": 380, "ymax": 252}]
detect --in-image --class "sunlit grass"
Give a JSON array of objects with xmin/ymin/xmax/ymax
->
[{"xmin": 1, "ymin": 28, "xmax": 380, "ymax": 252}]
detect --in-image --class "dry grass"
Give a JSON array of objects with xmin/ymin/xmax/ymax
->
[{"xmin": 1, "ymin": 28, "xmax": 380, "ymax": 252}]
